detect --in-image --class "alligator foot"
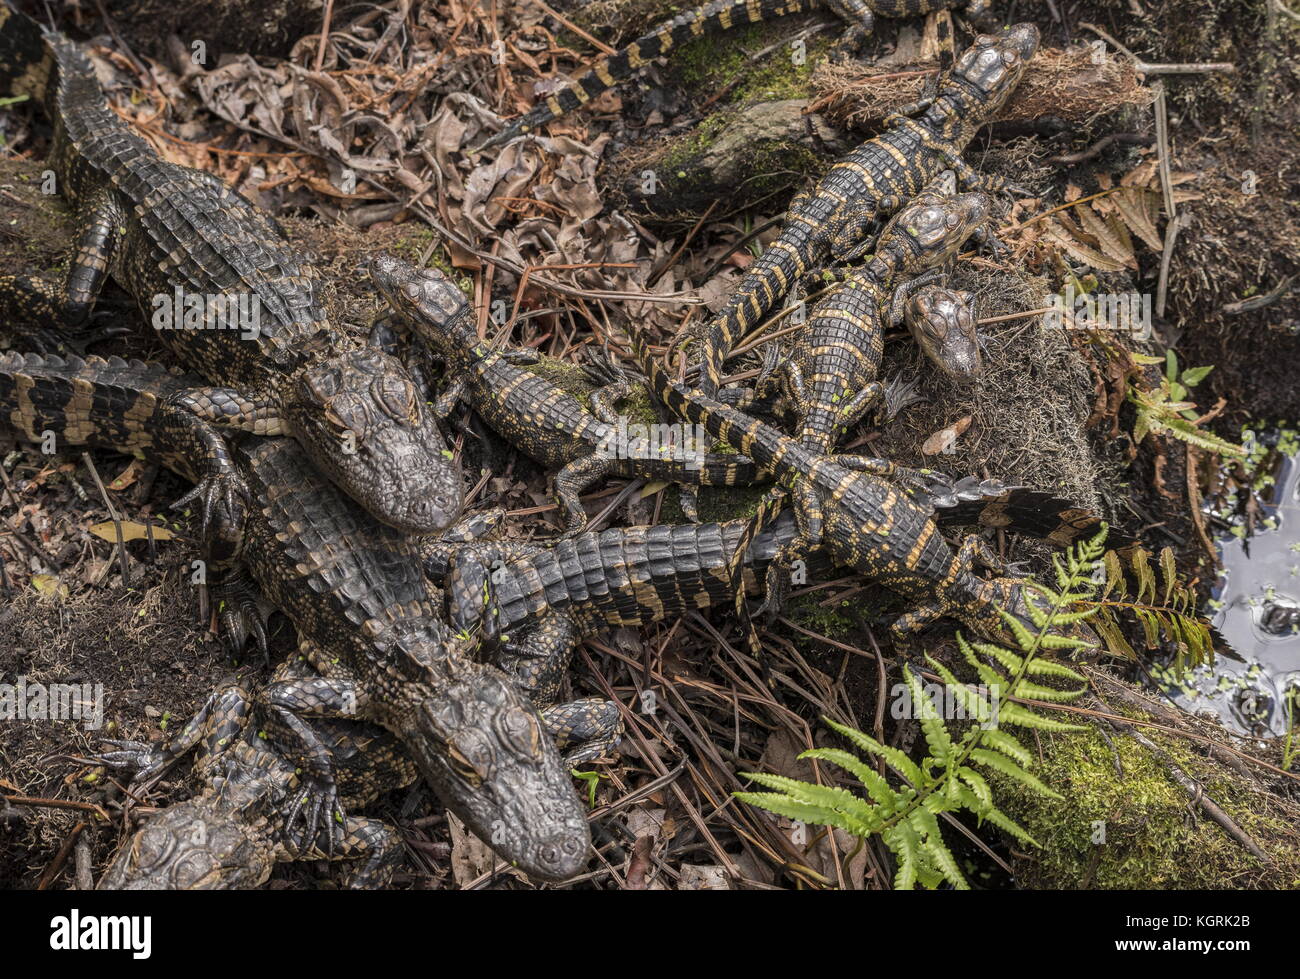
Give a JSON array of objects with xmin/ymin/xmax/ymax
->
[
  {"xmin": 211, "ymin": 573, "xmax": 273, "ymax": 666},
  {"xmin": 92, "ymin": 738, "xmax": 173, "ymax": 784},
  {"xmin": 283, "ymin": 774, "xmax": 345, "ymax": 858},
  {"xmin": 171, "ymin": 466, "xmax": 251, "ymax": 552}
]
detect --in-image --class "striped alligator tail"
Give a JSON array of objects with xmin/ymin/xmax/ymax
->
[
  {"xmin": 930, "ymin": 479, "xmax": 1138, "ymax": 556},
  {"xmin": 0, "ymin": 2, "xmax": 52, "ymax": 103},
  {"xmin": 628, "ymin": 450, "xmax": 763, "ymax": 487},
  {"xmin": 475, "ymin": 0, "xmax": 824, "ymax": 152},
  {"xmin": 626, "ymin": 322, "xmax": 809, "ymax": 667}
]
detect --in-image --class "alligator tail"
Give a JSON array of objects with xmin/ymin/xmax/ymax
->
[
  {"xmin": 475, "ymin": 0, "xmax": 821, "ymax": 152},
  {"xmin": 929, "ymin": 479, "xmax": 1138, "ymax": 556},
  {"xmin": 629, "ymin": 450, "xmax": 763, "ymax": 487}
]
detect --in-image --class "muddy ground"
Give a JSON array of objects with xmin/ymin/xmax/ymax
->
[{"xmin": 1, "ymin": 0, "xmax": 1299, "ymax": 889}]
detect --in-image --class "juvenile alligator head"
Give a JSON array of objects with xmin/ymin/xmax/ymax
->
[
  {"xmin": 98, "ymin": 799, "xmax": 275, "ymax": 890},
  {"xmin": 942, "ymin": 22, "xmax": 1039, "ymax": 117},
  {"xmin": 394, "ymin": 647, "xmax": 591, "ymax": 881},
  {"xmin": 368, "ymin": 254, "xmax": 476, "ymax": 355},
  {"xmin": 285, "ymin": 347, "xmax": 463, "ymax": 533},
  {"xmin": 885, "ymin": 188, "xmax": 989, "ymax": 267},
  {"xmin": 904, "ymin": 286, "xmax": 982, "ymax": 379}
]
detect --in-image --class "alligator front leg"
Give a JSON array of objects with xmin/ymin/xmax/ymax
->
[
  {"xmin": 940, "ymin": 152, "xmax": 1032, "ymax": 199},
  {"xmin": 93, "ymin": 677, "xmax": 252, "ymax": 784},
  {"xmin": 755, "ymin": 535, "xmax": 818, "ymax": 626},
  {"xmin": 209, "ymin": 568, "xmax": 276, "ymax": 665},
  {"xmin": 261, "ymin": 664, "xmax": 371, "ymax": 855},
  {"xmin": 494, "ymin": 615, "xmax": 623, "ymax": 763},
  {"xmin": 155, "ymin": 403, "xmax": 252, "ymax": 551}
]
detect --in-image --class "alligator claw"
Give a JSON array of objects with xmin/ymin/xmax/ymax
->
[
  {"xmin": 91, "ymin": 739, "xmax": 173, "ymax": 784},
  {"xmin": 212, "ymin": 577, "xmax": 271, "ymax": 666},
  {"xmin": 172, "ymin": 468, "xmax": 250, "ymax": 550},
  {"xmin": 580, "ymin": 346, "xmax": 628, "ymax": 387},
  {"xmin": 283, "ymin": 775, "xmax": 344, "ymax": 857}
]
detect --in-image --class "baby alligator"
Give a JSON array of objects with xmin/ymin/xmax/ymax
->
[
  {"xmin": 629, "ymin": 326, "xmax": 1095, "ymax": 653},
  {"xmin": 690, "ymin": 23, "xmax": 1039, "ymax": 400},
  {"xmin": 369, "ymin": 253, "xmax": 763, "ymax": 532},
  {"xmin": 762, "ymin": 180, "xmax": 990, "ymax": 454},
  {"xmin": 0, "ymin": 4, "xmax": 461, "ymax": 534},
  {"xmin": 477, "ymin": 0, "xmax": 988, "ymax": 151},
  {"xmin": 426, "ymin": 479, "xmax": 1125, "ymax": 742},
  {"xmin": 0, "ymin": 350, "xmax": 590, "ymax": 881},
  {"xmin": 96, "ymin": 675, "xmax": 415, "ymax": 890}
]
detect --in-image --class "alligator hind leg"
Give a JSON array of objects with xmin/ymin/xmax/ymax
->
[
  {"xmin": 0, "ymin": 189, "xmax": 126, "ymax": 352},
  {"xmin": 330, "ymin": 817, "xmax": 406, "ymax": 889},
  {"xmin": 553, "ymin": 453, "xmax": 612, "ymax": 535},
  {"xmin": 953, "ymin": 533, "xmax": 1007, "ymax": 575},
  {"xmin": 581, "ymin": 347, "xmax": 633, "ymax": 424},
  {"xmin": 829, "ymin": 454, "xmax": 953, "ymax": 498}
]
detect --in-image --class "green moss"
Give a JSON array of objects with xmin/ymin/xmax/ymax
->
[
  {"xmin": 989, "ymin": 702, "xmax": 1300, "ymax": 888},
  {"xmin": 670, "ymin": 21, "xmax": 832, "ymax": 105},
  {"xmin": 786, "ymin": 591, "xmax": 860, "ymax": 642}
]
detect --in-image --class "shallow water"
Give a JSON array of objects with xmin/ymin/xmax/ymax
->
[{"xmin": 1150, "ymin": 432, "xmax": 1300, "ymax": 740}]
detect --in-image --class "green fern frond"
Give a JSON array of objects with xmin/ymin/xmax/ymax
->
[{"xmin": 736, "ymin": 536, "xmax": 1103, "ymax": 888}]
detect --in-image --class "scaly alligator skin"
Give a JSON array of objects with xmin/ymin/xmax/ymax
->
[
  {"xmin": 902, "ymin": 283, "xmax": 980, "ymax": 378},
  {"xmin": 764, "ymin": 182, "xmax": 990, "ymax": 454},
  {"xmin": 0, "ymin": 350, "xmax": 251, "ymax": 537},
  {"xmin": 0, "ymin": 351, "xmax": 590, "ymax": 881},
  {"xmin": 629, "ymin": 324, "xmax": 1098, "ymax": 652},
  {"xmin": 691, "ymin": 23, "xmax": 1039, "ymax": 400},
  {"xmin": 477, "ymin": 0, "xmax": 988, "ymax": 151},
  {"xmin": 0, "ymin": 4, "xmax": 461, "ymax": 535},
  {"xmin": 369, "ymin": 254, "xmax": 763, "ymax": 532},
  {"xmin": 96, "ymin": 676, "xmax": 415, "ymax": 890},
  {"xmin": 427, "ymin": 479, "xmax": 1130, "ymax": 748}
]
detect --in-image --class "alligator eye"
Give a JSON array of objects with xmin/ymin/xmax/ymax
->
[
  {"xmin": 498, "ymin": 706, "xmax": 542, "ymax": 759},
  {"xmin": 945, "ymin": 212, "xmax": 961, "ymax": 229},
  {"xmin": 404, "ymin": 282, "xmax": 422, "ymax": 300},
  {"xmin": 447, "ymin": 744, "xmax": 484, "ymax": 786},
  {"xmin": 976, "ymin": 34, "xmax": 997, "ymax": 45},
  {"xmin": 324, "ymin": 397, "xmax": 368, "ymax": 442},
  {"xmin": 304, "ymin": 371, "xmax": 339, "ymax": 404},
  {"xmin": 1002, "ymin": 50, "xmax": 1019, "ymax": 64},
  {"xmin": 372, "ymin": 375, "xmax": 419, "ymax": 425}
]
